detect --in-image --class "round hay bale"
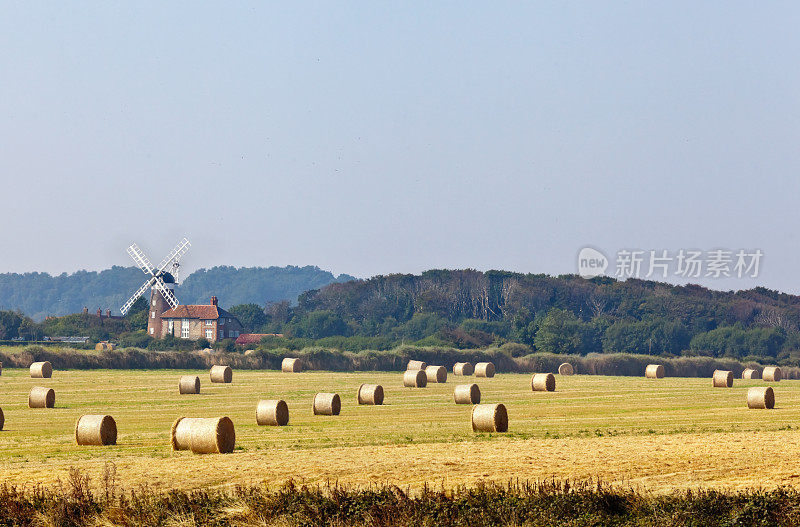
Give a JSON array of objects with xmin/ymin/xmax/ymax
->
[
  {"xmin": 453, "ymin": 362, "xmax": 474, "ymax": 376},
  {"xmin": 742, "ymin": 368, "xmax": 761, "ymax": 380},
  {"xmin": 170, "ymin": 416, "xmax": 235, "ymax": 454},
  {"xmin": 313, "ymin": 393, "xmax": 341, "ymax": 415},
  {"xmin": 210, "ymin": 365, "xmax": 232, "ymax": 383},
  {"xmin": 712, "ymin": 370, "xmax": 734, "ymax": 388},
  {"xmin": 406, "ymin": 359, "xmax": 427, "ymax": 371},
  {"xmin": 531, "ymin": 373, "xmax": 556, "ymax": 392},
  {"xmin": 256, "ymin": 400, "xmax": 289, "ymax": 426},
  {"xmin": 645, "ymin": 364, "xmax": 665, "ymax": 379},
  {"xmin": 281, "ymin": 358, "xmax": 302, "ymax": 373},
  {"xmin": 747, "ymin": 387, "xmax": 775, "ymax": 409},
  {"xmin": 171, "ymin": 417, "xmax": 202, "ymax": 450},
  {"xmin": 75, "ymin": 415, "xmax": 117, "ymax": 446},
  {"xmin": 558, "ymin": 363, "xmax": 574, "ymax": 376},
  {"xmin": 357, "ymin": 384, "xmax": 384, "ymax": 405},
  {"xmin": 425, "ymin": 365, "xmax": 447, "ymax": 383},
  {"xmin": 179, "ymin": 375, "xmax": 200, "ymax": 394},
  {"xmin": 454, "ymin": 383, "xmax": 481, "ymax": 404},
  {"xmin": 471, "ymin": 403, "xmax": 508, "ymax": 433},
  {"xmin": 30, "ymin": 361, "xmax": 52, "ymax": 379},
  {"xmin": 475, "ymin": 362, "xmax": 495, "ymax": 378},
  {"xmin": 403, "ymin": 369, "xmax": 427, "ymax": 388},
  {"xmin": 763, "ymin": 366, "xmax": 782, "ymax": 382},
  {"xmin": 29, "ymin": 387, "xmax": 55, "ymax": 408}
]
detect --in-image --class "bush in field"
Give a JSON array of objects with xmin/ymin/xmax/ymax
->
[{"xmin": 116, "ymin": 331, "xmax": 152, "ymax": 349}]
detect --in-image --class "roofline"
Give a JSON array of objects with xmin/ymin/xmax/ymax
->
[{"xmin": 160, "ymin": 304, "xmax": 237, "ymax": 320}]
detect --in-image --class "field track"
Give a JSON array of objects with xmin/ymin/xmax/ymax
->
[{"xmin": 0, "ymin": 368, "xmax": 797, "ymax": 492}]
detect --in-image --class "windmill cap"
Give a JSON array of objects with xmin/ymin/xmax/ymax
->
[{"xmin": 159, "ymin": 271, "xmax": 176, "ymax": 284}]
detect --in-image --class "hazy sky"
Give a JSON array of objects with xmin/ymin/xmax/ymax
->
[{"xmin": 2, "ymin": 3, "xmax": 799, "ymax": 292}]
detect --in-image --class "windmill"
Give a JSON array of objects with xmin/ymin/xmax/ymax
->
[{"xmin": 120, "ymin": 238, "xmax": 191, "ymax": 337}]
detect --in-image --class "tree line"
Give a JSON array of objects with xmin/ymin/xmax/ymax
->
[
  {"xmin": 3, "ymin": 269, "xmax": 800, "ymax": 362},
  {"xmin": 242, "ymin": 270, "xmax": 800, "ymax": 362}
]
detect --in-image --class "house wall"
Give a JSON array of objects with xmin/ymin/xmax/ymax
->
[
  {"xmin": 160, "ymin": 319, "xmax": 220, "ymax": 341},
  {"xmin": 157, "ymin": 314, "xmax": 244, "ymax": 342},
  {"xmin": 216, "ymin": 316, "xmax": 244, "ymax": 340}
]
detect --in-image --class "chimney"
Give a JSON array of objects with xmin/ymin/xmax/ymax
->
[{"xmin": 210, "ymin": 296, "xmax": 218, "ymax": 306}]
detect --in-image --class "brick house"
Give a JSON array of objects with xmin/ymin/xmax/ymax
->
[{"xmin": 157, "ymin": 296, "xmax": 243, "ymax": 342}]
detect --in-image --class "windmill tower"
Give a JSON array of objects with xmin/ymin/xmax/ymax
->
[{"xmin": 120, "ymin": 238, "xmax": 191, "ymax": 337}]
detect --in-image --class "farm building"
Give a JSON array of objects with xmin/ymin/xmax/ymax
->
[{"xmin": 151, "ymin": 296, "xmax": 243, "ymax": 342}]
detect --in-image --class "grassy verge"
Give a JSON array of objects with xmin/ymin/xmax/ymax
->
[{"xmin": 2, "ymin": 473, "xmax": 794, "ymax": 526}]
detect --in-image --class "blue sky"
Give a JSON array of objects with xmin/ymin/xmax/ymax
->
[{"xmin": 1, "ymin": 3, "xmax": 799, "ymax": 292}]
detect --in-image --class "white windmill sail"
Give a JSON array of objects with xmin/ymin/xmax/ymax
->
[{"xmin": 119, "ymin": 238, "xmax": 191, "ymax": 315}]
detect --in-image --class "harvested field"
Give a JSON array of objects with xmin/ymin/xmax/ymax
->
[{"xmin": 0, "ymin": 369, "xmax": 798, "ymax": 493}]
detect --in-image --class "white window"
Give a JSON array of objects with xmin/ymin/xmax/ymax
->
[
  {"xmin": 181, "ymin": 319, "xmax": 190, "ymax": 339},
  {"xmin": 149, "ymin": 327, "xmax": 154, "ymax": 335},
  {"xmin": 205, "ymin": 329, "xmax": 213, "ymax": 340},
  {"xmin": 150, "ymin": 311, "xmax": 155, "ymax": 319},
  {"xmin": 152, "ymin": 300, "xmax": 156, "ymax": 306},
  {"xmin": 168, "ymin": 320, "xmax": 174, "ymax": 334},
  {"xmin": 205, "ymin": 319, "xmax": 213, "ymax": 326}
]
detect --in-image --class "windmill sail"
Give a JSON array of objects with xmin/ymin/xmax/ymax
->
[{"xmin": 119, "ymin": 238, "xmax": 190, "ymax": 315}]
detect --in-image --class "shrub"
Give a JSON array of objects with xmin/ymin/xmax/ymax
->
[
  {"xmin": 1, "ymin": 475, "xmax": 800, "ymax": 526},
  {"xmin": 1, "ymin": 345, "xmax": 798, "ymax": 378}
]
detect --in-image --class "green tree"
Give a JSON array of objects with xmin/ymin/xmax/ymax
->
[
  {"xmin": 689, "ymin": 326, "xmax": 786, "ymax": 358},
  {"xmin": 0, "ymin": 311, "xmax": 26, "ymax": 340},
  {"xmin": 125, "ymin": 297, "xmax": 149, "ymax": 331},
  {"xmin": 602, "ymin": 319, "xmax": 690, "ymax": 355},
  {"xmin": 291, "ymin": 310, "xmax": 349, "ymax": 339},
  {"xmin": 229, "ymin": 303, "xmax": 267, "ymax": 332},
  {"xmin": 533, "ymin": 308, "xmax": 600, "ymax": 355},
  {"xmin": 391, "ymin": 313, "xmax": 446, "ymax": 341}
]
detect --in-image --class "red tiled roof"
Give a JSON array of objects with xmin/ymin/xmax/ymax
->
[
  {"xmin": 162, "ymin": 304, "xmax": 236, "ymax": 320},
  {"xmin": 235, "ymin": 333, "xmax": 284, "ymax": 345}
]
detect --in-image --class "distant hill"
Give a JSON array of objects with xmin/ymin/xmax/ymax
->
[
  {"xmin": 0, "ymin": 266, "xmax": 355, "ymax": 320},
  {"xmin": 175, "ymin": 266, "xmax": 356, "ymax": 310}
]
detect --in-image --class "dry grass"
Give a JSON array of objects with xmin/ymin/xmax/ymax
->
[{"xmin": 0, "ymin": 369, "xmax": 799, "ymax": 492}]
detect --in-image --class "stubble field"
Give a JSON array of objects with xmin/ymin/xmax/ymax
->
[{"xmin": 0, "ymin": 367, "xmax": 798, "ymax": 493}]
